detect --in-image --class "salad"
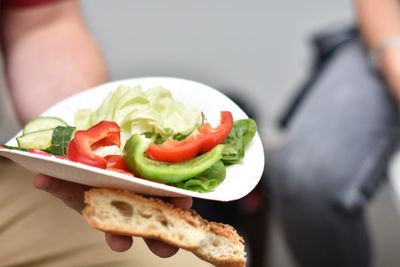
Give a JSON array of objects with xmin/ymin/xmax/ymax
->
[{"xmin": 5, "ymin": 85, "xmax": 257, "ymax": 193}]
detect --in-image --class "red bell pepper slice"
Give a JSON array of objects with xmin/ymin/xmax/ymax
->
[
  {"xmin": 146, "ymin": 111, "xmax": 233, "ymax": 163},
  {"xmin": 197, "ymin": 111, "xmax": 234, "ymax": 152},
  {"xmin": 104, "ymin": 155, "xmax": 133, "ymax": 175},
  {"xmin": 66, "ymin": 121, "xmax": 121, "ymax": 169}
]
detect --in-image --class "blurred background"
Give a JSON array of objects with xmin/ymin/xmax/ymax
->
[{"xmin": 80, "ymin": 1, "xmax": 400, "ymax": 266}]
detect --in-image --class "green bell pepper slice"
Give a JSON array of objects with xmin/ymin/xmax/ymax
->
[{"xmin": 124, "ymin": 134, "xmax": 224, "ymax": 183}]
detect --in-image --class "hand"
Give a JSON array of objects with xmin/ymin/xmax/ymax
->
[
  {"xmin": 378, "ymin": 47, "xmax": 400, "ymax": 103},
  {"xmin": 33, "ymin": 174, "xmax": 193, "ymax": 257}
]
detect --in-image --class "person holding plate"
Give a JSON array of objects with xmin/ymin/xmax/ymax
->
[{"xmin": 0, "ymin": 1, "xmax": 207, "ymax": 266}]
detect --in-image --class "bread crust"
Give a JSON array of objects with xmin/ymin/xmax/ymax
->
[{"xmin": 82, "ymin": 188, "xmax": 247, "ymax": 267}]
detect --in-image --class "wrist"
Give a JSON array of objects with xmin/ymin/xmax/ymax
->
[
  {"xmin": 376, "ymin": 47, "xmax": 400, "ymax": 103},
  {"xmin": 369, "ymin": 36, "xmax": 400, "ymax": 70}
]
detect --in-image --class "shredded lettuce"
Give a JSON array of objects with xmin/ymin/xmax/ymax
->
[{"xmin": 75, "ymin": 85, "xmax": 202, "ymax": 147}]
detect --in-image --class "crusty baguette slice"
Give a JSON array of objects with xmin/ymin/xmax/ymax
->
[{"xmin": 82, "ymin": 188, "xmax": 247, "ymax": 267}]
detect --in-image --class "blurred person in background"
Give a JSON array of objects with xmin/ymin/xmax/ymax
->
[
  {"xmin": 268, "ymin": 0, "xmax": 400, "ymax": 267},
  {"xmin": 0, "ymin": 1, "xmax": 202, "ymax": 266}
]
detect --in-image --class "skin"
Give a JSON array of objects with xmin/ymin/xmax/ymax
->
[
  {"xmin": 2, "ymin": 0, "xmax": 192, "ymax": 256},
  {"xmin": 355, "ymin": 0, "xmax": 400, "ymax": 102}
]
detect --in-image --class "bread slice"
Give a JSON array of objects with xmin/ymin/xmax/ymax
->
[{"xmin": 82, "ymin": 188, "xmax": 247, "ymax": 267}]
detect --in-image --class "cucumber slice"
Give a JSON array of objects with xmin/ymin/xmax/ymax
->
[
  {"xmin": 17, "ymin": 129, "xmax": 54, "ymax": 150},
  {"xmin": 50, "ymin": 126, "xmax": 76, "ymax": 156},
  {"xmin": 23, "ymin": 117, "xmax": 67, "ymax": 134}
]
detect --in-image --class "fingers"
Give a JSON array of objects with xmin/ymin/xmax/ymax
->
[
  {"xmin": 33, "ymin": 173, "xmax": 90, "ymax": 213},
  {"xmin": 105, "ymin": 195, "xmax": 192, "ymax": 257},
  {"xmin": 104, "ymin": 226, "xmax": 180, "ymax": 257},
  {"xmin": 105, "ymin": 233, "xmax": 133, "ymax": 252},
  {"xmin": 34, "ymin": 174, "xmax": 134, "ymax": 253},
  {"xmin": 144, "ymin": 238, "xmax": 179, "ymax": 258},
  {"xmin": 166, "ymin": 196, "xmax": 193, "ymax": 210},
  {"xmin": 33, "ymin": 174, "xmax": 191, "ymax": 257}
]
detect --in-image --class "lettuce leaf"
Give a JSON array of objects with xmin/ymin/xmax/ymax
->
[
  {"xmin": 50, "ymin": 126, "xmax": 76, "ymax": 156},
  {"xmin": 75, "ymin": 85, "xmax": 202, "ymax": 148},
  {"xmin": 221, "ymin": 119, "xmax": 257, "ymax": 164},
  {"xmin": 171, "ymin": 160, "xmax": 226, "ymax": 192}
]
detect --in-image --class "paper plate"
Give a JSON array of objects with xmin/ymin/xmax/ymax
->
[{"xmin": 0, "ymin": 77, "xmax": 265, "ymax": 201}]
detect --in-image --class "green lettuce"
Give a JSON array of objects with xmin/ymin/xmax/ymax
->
[
  {"xmin": 75, "ymin": 85, "xmax": 202, "ymax": 147},
  {"xmin": 171, "ymin": 160, "xmax": 226, "ymax": 192},
  {"xmin": 221, "ymin": 119, "xmax": 257, "ymax": 164}
]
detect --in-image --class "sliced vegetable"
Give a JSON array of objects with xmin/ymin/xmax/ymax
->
[
  {"xmin": 124, "ymin": 134, "xmax": 224, "ymax": 183},
  {"xmin": 146, "ymin": 111, "xmax": 233, "ymax": 163},
  {"xmin": 66, "ymin": 121, "xmax": 120, "ymax": 168},
  {"xmin": 221, "ymin": 119, "xmax": 257, "ymax": 164},
  {"xmin": 16, "ymin": 116, "xmax": 71, "ymax": 151},
  {"xmin": 198, "ymin": 111, "xmax": 234, "ymax": 152},
  {"xmin": 105, "ymin": 155, "xmax": 131, "ymax": 174},
  {"xmin": 50, "ymin": 126, "xmax": 76, "ymax": 156},
  {"xmin": 17, "ymin": 129, "xmax": 54, "ymax": 150},
  {"xmin": 23, "ymin": 116, "xmax": 67, "ymax": 134}
]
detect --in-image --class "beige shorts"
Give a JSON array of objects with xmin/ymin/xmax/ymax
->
[{"xmin": 0, "ymin": 158, "xmax": 211, "ymax": 267}]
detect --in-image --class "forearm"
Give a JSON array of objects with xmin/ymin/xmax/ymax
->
[
  {"xmin": 355, "ymin": 0, "xmax": 400, "ymax": 49},
  {"xmin": 355, "ymin": 0, "xmax": 400, "ymax": 102},
  {"xmin": 2, "ymin": 0, "xmax": 108, "ymax": 124}
]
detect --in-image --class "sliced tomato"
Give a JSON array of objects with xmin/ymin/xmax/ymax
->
[
  {"xmin": 146, "ymin": 111, "xmax": 233, "ymax": 163},
  {"xmin": 66, "ymin": 121, "xmax": 120, "ymax": 169}
]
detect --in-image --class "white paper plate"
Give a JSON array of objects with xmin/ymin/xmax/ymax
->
[{"xmin": 0, "ymin": 77, "xmax": 264, "ymax": 201}]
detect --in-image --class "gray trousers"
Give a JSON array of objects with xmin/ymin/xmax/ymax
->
[{"xmin": 268, "ymin": 39, "xmax": 400, "ymax": 267}]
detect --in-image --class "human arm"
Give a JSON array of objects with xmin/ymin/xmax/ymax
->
[
  {"xmin": 1, "ymin": 0, "xmax": 190, "ymax": 257},
  {"xmin": 1, "ymin": 0, "xmax": 107, "ymax": 123},
  {"xmin": 355, "ymin": 0, "xmax": 400, "ymax": 102}
]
